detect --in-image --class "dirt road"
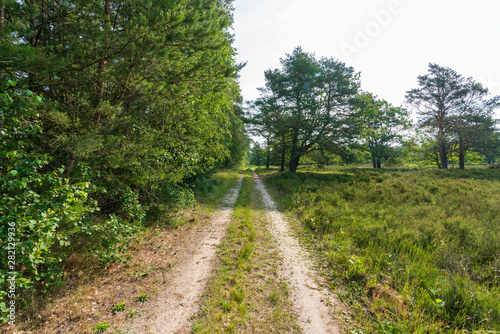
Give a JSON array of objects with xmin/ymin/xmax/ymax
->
[
  {"xmin": 253, "ymin": 171, "xmax": 340, "ymax": 334},
  {"xmin": 130, "ymin": 171, "xmax": 340, "ymax": 333}
]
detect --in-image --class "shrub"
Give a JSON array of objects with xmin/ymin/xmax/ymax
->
[
  {"xmin": 0, "ymin": 81, "xmax": 92, "ymax": 321},
  {"xmin": 119, "ymin": 188, "xmax": 146, "ymax": 223}
]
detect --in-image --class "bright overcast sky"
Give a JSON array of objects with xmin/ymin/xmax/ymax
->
[{"xmin": 232, "ymin": 0, "xmax": 500, "ymax": 110}]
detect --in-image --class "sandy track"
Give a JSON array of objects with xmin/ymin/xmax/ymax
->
[
  {"xmin": 252, "ymin": 171, "xmax": 340, "ymax": 334},
  {"xmin": 129, "ymin": 176, "xmax": 243, "ymax": 334}
]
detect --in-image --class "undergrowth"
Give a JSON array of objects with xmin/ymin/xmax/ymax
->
[{"xmin": 258, "ymin": 167, "xmax": 500, "ymax": 333}]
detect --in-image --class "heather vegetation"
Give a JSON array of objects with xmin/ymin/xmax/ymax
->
[{"xmin": 258, "ymin": 166, "xmax": 500, "ymax": 332}]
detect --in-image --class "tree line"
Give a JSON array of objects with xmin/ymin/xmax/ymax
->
[
  {"xmin": 248, "ymin": 47, "xmax": 499, "ymax": 171},
  {"xmin": 0, "ymin": 0, "xmax": 248, "ymax": 318}
]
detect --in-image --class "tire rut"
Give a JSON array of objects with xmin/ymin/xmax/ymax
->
[{"xmin": 129, "ymin": 175, "xmax": 244, "ymax": 334}]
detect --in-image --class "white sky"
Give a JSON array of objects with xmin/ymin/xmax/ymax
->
[{"xmin": 232, "ymin": 0, "xmax": 500, "ymax": 111}]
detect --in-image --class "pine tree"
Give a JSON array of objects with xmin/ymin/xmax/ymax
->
[{"xmin": 250, "ymin": 47, "xmax": 360, "ymax": 172}]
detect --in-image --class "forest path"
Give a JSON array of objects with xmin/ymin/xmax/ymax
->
[
  {"xmin": 129, "ymin": 175, "xmax": 244, "ymax": 333},
  {"xmin": 252, "ymin": 171, "xmax": 341, "ymax": 334}
]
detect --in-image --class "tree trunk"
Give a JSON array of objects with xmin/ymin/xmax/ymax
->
[
  {"xmin": 289, "ymin": 156, "xmax": 300, "ymax": 173},
  {"xmin": 27, "ymin": 1, "xmax": 37, "ymax": 91},
  {"xmin": 376, "ymin": 158, "xmax": 381, "ymax": 169},
  {"xmin": 439, "ymin": 141, "xmax": 448, "ymax": 169},
  {"xmin": 95, "ymin": 0, "xmax": 111, "ymax": 123},
  {"xmin": 280, "ymin": 134, "xmax": 286, "ymax": 171},
  {"xmin": 459, "ymin": 139, "xmax": 465, "ymax": 169},
  {"xmin": 41, "ymin": 0, "xmax": 47, "ymax": 46},
  {"xmin": 289, "ymin": 132, "xmax": 299, "ymax": 173},
  {"xmin": 266, "ymin": 149, "xmax": 270, "ymax": 169},
  {"xmin": 372, "ymin": 154, "xmax": 376, "ymax": 168},
  {"xmin": 280, "ymin": 150, "xmax": 285, "ymax": 171},
  {"xmin": 95, "ymin": 60, "xmax": 106, "ymax": 123},
  {"xmin": 434, "ymin": 151, "xmax": 441, "ymax": 169},
  {"xmin": 1, "ymin": 4, "xmax": 5, "ymax": 28}
]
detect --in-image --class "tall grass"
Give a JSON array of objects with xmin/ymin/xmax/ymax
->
[{"xmin": 259, "ymin": 167, "xmax": 500, "ymax": 333}]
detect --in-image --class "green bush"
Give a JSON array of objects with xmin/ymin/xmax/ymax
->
[
  {"xmin": 80, "ymin": 214, "xmax": 142, "ymax": 265},
  {"xmin": 120, "ymin": 188, "xmax": 146, "ymax": 223},
  {"xmin": 0, "ymin": 81, "xmax": 92, "ymax": 321}
]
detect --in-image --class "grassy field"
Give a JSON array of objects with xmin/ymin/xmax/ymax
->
[
  {"xmin": 257, "ymin": 166, "xmax": 500, "ymax": 333},
  {"xmin": 193, "ymin": 170, "xmax": 301, "ymax": 333}
]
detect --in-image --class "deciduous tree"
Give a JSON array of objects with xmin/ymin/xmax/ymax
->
[{"xmin": 351, "ymin": 93, "xmax": 410, "ymax": 168}]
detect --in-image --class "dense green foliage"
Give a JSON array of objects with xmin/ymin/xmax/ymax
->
[
  {"xmin": 2, "ymin": 0, "xmax": 246, "ymax": 202},
  {"xmin": 0, "ymin": 82, "xmax": 94, "ymax": 321},
  {"xmin": 260, "ymin": 167, "xmax": 500, "ymax": 332},
  {"xmin": 247, "ymin": 143, "xmax": 267, "ymax": 167},
  {"xmin": 1, "ymin": 0, "xmax": 247, "ymax": 322}
]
